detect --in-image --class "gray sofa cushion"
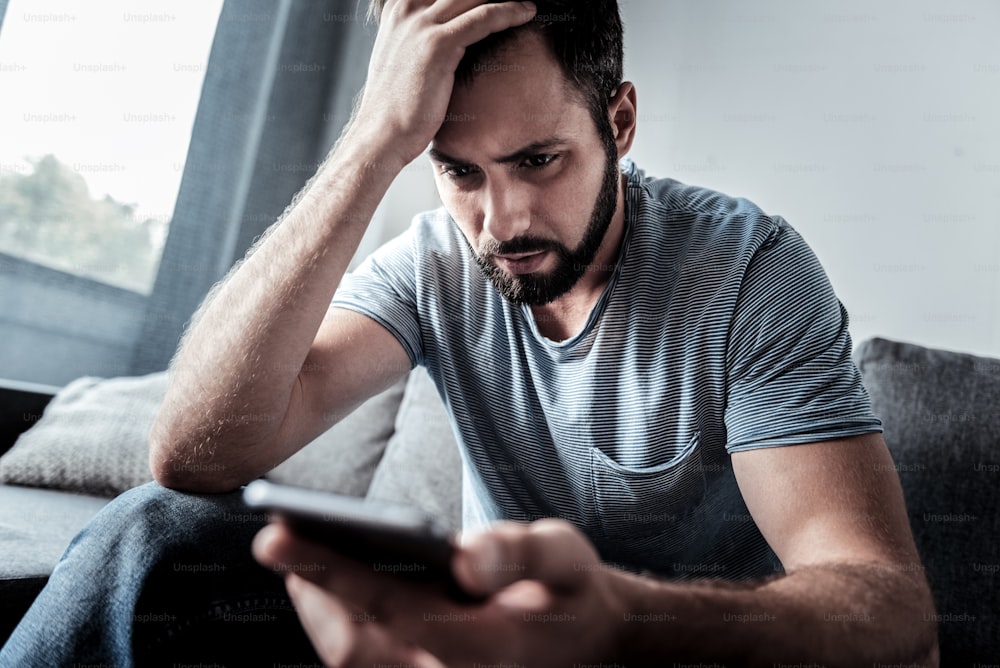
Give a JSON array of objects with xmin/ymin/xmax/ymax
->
[
  {"xmin": 0, "ymin": 374, "xmax": 166, "ymax": 497},
  {"xmin": 0, "ymin": 485, "xmax": 112, "ymax": 645},
  {"xmin": 366, "ymin": 367, "xmax": 463, "ymax": 531},
  {"xmin": 0, "ymin": 485, "xmax": 109, "ymax": 579},
  {"xmin": 0, "ymin": 372, "xmax": 407, "ymax": 499},
  {"xmin": 855, "ymin": 337, "xmax": 999, "ymax": 662},
  {"xmin": 266, "ymin": 377, "xmax": 407, "ymax": 495}
]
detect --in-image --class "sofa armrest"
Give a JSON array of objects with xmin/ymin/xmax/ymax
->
[{"xmin": 0, "ymin": 378, "xmax": 59, "ymax": 456}]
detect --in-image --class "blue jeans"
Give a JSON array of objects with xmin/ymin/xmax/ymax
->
[{"xmin": 0, "ymin": 482, "xmax": 322, "ymax": 667}]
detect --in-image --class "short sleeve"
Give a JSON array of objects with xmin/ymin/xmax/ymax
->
[
  {"xmin": 330, "ymin": 226, "xmax": 424, "ymax": 368},
  {"xmin": 724, "ymin": 220, "xmax": 882, "ymax": 452}
]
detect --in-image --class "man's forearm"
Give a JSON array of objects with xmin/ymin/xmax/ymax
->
[
  {"xmin": 149, "ymin": 125, "xmax": 405, "ymax": 490},
  {"xmin": 616, "ymin": 562, "xmax": 938, "ymax": 666}
]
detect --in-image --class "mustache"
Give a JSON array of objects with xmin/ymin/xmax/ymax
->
[{"xmin": 477, "ymin": 236, "xmax": 562, "ymax": 260}]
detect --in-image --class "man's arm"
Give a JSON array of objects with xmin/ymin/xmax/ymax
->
[
  {"xmin": 253, "ymin": 432, "xmax": 938, "ymax": 667},
  {"xmin": 149, "ymin": 145, "xmax": 410, "ymax": 492},
  {"xmin": 149, "ymin": 0, "xmax": 540, "ymax": 492}
]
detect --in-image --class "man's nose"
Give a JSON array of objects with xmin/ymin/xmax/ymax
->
[{"xmin": 482, "ymin": 185, "xmax": 531, "ymax": 243}]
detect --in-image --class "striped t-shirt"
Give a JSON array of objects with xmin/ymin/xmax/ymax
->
[{"xmin": 332, "ymin": 158, "xmax": 882, "ymax": 580}]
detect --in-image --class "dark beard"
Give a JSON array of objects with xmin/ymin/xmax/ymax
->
[{"xmin": 471, "ymin": 142, "xmax": 620, "ymax": 306}]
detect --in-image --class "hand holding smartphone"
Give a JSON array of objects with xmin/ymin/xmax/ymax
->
[{"xmin": 244, "ymin": 480, "xmax": 476, "ymax": 600}]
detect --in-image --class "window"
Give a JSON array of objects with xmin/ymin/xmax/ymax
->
[
  {"xmin": 0, "ymin": 0, "xmax": 223, "ymax": 293},
  {"xmin": 0, "ymin": 0, "xmax": 366, "ymax": 385}
]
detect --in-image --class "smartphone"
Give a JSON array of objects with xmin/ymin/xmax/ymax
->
[{"xmin": 243, "ymin": 480, "xmax": 474, "ymax": 599}]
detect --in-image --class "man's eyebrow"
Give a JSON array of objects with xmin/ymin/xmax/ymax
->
[
  {"xmin": 428, "ymin": 137, "xmax": 570, "ymax": 167},
  {"xmin": 427, "ymin": 147, "xmax": 466, "ymax": 166},
  {"xmin": 493, "ymin": 138, "xmax": 569, "ymax": 164}
]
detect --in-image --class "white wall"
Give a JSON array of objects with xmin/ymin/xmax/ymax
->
[
  {"xmin": 366, "ymin": 0, "xmax": 1000, "ymax": 358},
  {"xmin": 350, "ymin": 158, "xmax": 440, "ymax": 272},
  {"xmin": 620, "ymin": 0, "xmax": 1000, "ymax": 357}
]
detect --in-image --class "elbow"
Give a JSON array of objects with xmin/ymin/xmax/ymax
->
[
  {"xmin": 149, "ymin": 445, "xmax": 247, "ymax": 494},
  {"xmin": 148, "ymin": 416, "xmax": 247, "ymax": 494}
]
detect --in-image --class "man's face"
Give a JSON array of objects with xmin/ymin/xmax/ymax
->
[{"xmin": 430, "ymin": 31, "xmax": 620, "ymax": 306}]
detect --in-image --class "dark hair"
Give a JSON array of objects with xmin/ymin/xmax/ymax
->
[{"xmin": 368, "ymin": 0, "xmax": 624, "ymax": 134}]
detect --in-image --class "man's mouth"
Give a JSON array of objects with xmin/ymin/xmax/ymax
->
[{"xmin": 494, "ymin": 251, "xmax": 548, "ymax": 275}]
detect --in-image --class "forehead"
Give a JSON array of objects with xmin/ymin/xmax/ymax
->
[{"xmin": 431, "ymin": 31, "xmax": 595, "ymax": 160}]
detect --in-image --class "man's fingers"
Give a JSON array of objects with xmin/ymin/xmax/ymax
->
[
  {"xmin": 284, "ymin": 573, "xmax": 354, "ymax": 665},
  {"xmin": 383, "ymin": 0, "xmax": 535, "ymax": 36},
  {"xmin": 357, "ymin": 0, "xmax": 536, "ymax": 165},
  {"xmin": 454, "ymin": 519, "xmax": 601, "ymax": 597},
  {"xmin": 256, "ymin": 518, "xmax": 603, "ymax": 602},
  {"xmin": 255, "ymin": 520, "xmax": 610, "ymax": 663},
  {"xmin": 252, "ymin": 521, "xmax": 398, "ymax": 595},
  {"xmin": 444, "ymin": 1, "xmax": 537, "ymax": 48},
  {"xmin": 427, "ymin": 0, "xmax": 531, "ymax": 25},
  {"xmin": 286, "ymin": 574, "xmax": 448, "ymax": 668},
  {"xmin": 426, "ymin": 0, "xmax": 497, "ymax": 24},
  {"xmin": 252, "ymin": 522, "xmax": 334, "ymax": 584},
  {"xmin": 253, "ymin": 521, "xmax": 453, "ymax": 622}
]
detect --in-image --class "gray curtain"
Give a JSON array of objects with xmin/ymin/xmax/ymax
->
[{"xmin": 131, "ymin": 0, "xmax": 374, "ymax": 373}]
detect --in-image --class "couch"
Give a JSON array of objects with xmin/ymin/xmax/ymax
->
[{"xmin": 0, "ymin": 337, "xmax": 997, "ymax": 663}]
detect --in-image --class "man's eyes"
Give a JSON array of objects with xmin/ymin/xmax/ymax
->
[
  {"xmin": 520, "ymin": 154, "xmax": 558, "ymax": 169},
  {"xmin": 440, "ymin": 164, "xmax": 479, "ymax": 179},
  {"xmin": 438, "ymin": 154, "xmax": 559, "ymax": 180}
]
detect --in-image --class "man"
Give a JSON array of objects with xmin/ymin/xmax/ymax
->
[{"xmin": 1, "ymin": 0, "xmax": 937, "ymax": 665}]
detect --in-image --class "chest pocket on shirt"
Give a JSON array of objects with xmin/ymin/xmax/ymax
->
[{"xmin": 589, "ymin": 432, "xmax": 707, "ymax": 543}]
